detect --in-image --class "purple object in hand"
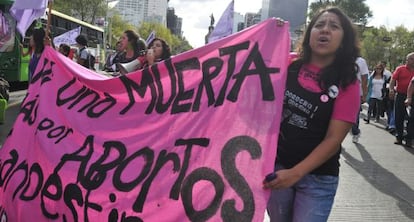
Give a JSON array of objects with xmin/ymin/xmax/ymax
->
[{"xmin": 265, "ymin": 172, "xmax": 277, "ymax": 182}]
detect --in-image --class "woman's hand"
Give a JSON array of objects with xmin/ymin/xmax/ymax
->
[
  {"xmin": 405, "ymin": 97, "xmax": 412, "ymax": 106},
  {"xmin": 276, "ymin": 17, "xmax": 285, "ymax": 26},
  {"xmin": 146, "ymin": 49, "xmax": 155, "ymax": 66},
  {"xmin": 263, "ymin": 168, "xmax": 303, "ymax": 190}
]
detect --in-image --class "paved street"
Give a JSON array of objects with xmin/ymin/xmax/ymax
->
[
  {"xmin": 329, "ymin": 118, "xmax": 414, "ymax": 221},
  {"xmin": 1, "ymin": 91, "xmax": 414, "ymax": 221},
  {"xmin": 264, "ymin": 112, "xmax": 414, "ymax": 221},
  {"xmin": 0, "ymin": 90, "xmax": 26, "ymax": 146}
]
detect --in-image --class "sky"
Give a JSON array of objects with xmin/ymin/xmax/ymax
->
[{"xmin": 168, "ymin": 0, "xmax": 414, "ymax": 49}]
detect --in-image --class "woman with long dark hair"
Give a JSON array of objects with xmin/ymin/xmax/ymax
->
[
  {"xmin": 364, "ymin": 63, "xmax": 386, "ymax": 123},
  {"xmin": 118, "ymin": 30, "xmax": 146, "ymax": 63},
  {"xmin": 264, "ymin": 7, "xmax": 360, "ymax": 221},
  {"xmin": 145, "ymin": 37, "xmax": 171, "ymax": 67},
  {"xmin": 28, "ymin": 28, "xmax": 45, "ymax": 81}
]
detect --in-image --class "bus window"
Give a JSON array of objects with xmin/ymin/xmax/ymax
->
[{"xmin": 0, "ymin": 10, "xmax": 16, "ymax": 52}]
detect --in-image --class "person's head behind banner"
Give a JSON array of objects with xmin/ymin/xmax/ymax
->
[
  {"xmin": 59, "ymin": 44, "xmax": 71, "ymax": 57},
  {"xmin": 120, "ymin": 30, "xmax": 147, "ymax": 56},
  {"xmin": 116, "ymin": 30, "xmax": 148, "ymax": 74},
  {"xmin": 32, "ymin": 28, "xmax": 45, "ymax": 54},
  {"xmin": 296, "ymin": 6, "xmax": 359, "ymax": 89},
  {"xmin": 75, "ymin": 35, "xmax": 88, "ymax": 48},
  {"xmin": 147, "ymin": 37, "xmax": 171, "ymax": 62}
]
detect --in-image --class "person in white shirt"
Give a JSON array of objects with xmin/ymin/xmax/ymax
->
[
  {"xmin": 351, "ymin": 56, "xmax": 369, "ymax": 143},
  {"xmin": 364, "ymin": 64, "xmax": 386, "ymax": 123},
  {"xmin": 381, "ymin": 61, "xmax": 395, "ymax": 132}
]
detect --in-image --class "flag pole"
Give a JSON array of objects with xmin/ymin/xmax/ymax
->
[{"xmin": 45, "ymin": 0, "xmax": 53, "ymax": 43}]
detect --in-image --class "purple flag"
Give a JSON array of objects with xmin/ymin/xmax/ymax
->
[
  {"xmin": 208, "ymin": 0, "xmax": 234, "ymax": 43},
  {"xmin": 145, "ymin": 30, "xmax": 156, "ymax": 45},
  {"xmin": 9, "ymin": 0, "xmax": 51, "ymax": 36}
]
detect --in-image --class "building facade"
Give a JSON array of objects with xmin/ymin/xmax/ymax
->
[
  {"xmin": 115, "ymin": 0, "xmax": 168, "ymax": 27},
  {"xmin": 167, "ymin": 7, "xmax": 182, "ymax": 37},
  {"xmin": 233, "ymin": 12, "xmax": 244, "ymax": 32},
  {"xmin": 244, "ymin": 12, "xmax": 261, "ymax": 28},
  {"xmin": 261, "ymin": 0, "xmax": 308, "ymax": 32},
  {"xmin": 261, "ymin": 0, "xmax": 309, "ymax": 50}
]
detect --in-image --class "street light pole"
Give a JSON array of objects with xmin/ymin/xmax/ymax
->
[
  {"xmin": 383, "ymin": 36, "xmax": 392, "ymax": 69},
  {"xmin": 105, "ymin": 0, "xmax": 109, "ymax": 49},
  {"xmin": 105, "ymin": 0, "xmax": 118, "ymax": 49}
]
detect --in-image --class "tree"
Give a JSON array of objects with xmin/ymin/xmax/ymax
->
[
  {"xmin": 139, "ymin": 22, "xmax": 175, "ymax": 47},
  {"xmin": 308, "ymin": 0, "xmax": 372, "ymax": 27},
  {"xmin": 53, "ymin": 0, "xmax": 106, "ymax": 24},
  {"xmin": 361, "ymin": 26, "xmax": 391, "ymax": 68},
  {"xmin": 138, "ymin": 22, "xmax": 193, "ymax": 55},
  {"xmin": 388, "ymin": 26, "xmax": 414, "ymax": 70},
  {"xmin": 361, "ymin": 26, "xmax": 414, "ymax": 71},
  {"xmin": 172, "ymin": 36, "xmax": 193, "ymax": 54},
  {"xmin": 54, "ymin": 1, "xmax": 192, "ymax": 55},
  {"xmin": 109, "ymin": 14, "xmax": 137, "ymax": 47}
]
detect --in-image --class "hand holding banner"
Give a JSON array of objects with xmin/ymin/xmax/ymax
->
[{"xmin": 0, "ymin": 18, "xmax": 290, "ymax": 221}]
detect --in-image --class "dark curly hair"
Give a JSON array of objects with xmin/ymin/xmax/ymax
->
[
  {"xmin": 33, "ymin": 28, "xmax": 45, "ymax": 54},
  {"xmin": 124, "ymin": 30, "xmax": 147, "ymax": 55},
  {"xmin": 148, "ymin": 37, "xmax": 171, "ymax": 61},
  {"xmin": 75, "ymin": 35, "xmax": 88, "ymax": 47},
  {"xmin": 296, "ymin": 6, "xmax": 359, "ymax": 89}
]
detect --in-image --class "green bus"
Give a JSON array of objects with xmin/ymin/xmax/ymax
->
[{"xmin": 0, "ymin": 0, "xmax": 104, "ymax": 88}]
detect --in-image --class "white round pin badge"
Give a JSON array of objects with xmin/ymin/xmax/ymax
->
[{"xmin": 328, "ymin": 85, "xmax": 339, "ymax": 98}]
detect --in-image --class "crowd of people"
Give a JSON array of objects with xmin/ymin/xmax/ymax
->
[
  {"xmin": 350, "ymin": 52, "xmax": 414, "ymax": 148},
  {"xmin": 388, "ymin": 52, "xmax": 414, "ymax": 146},
  {"xmin": 6, "ymin": 6, "xmax": 414, "ymax": 222},
  {"xmin": 102, "ymin": 30, "xmax": 172, "ymax": 74},
  {"xmin": 21, "ymin": 28, "xmax": 172, "ymax": 79}
]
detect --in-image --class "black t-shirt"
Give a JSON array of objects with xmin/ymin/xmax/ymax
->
[{"xmin": 276, "ymin": 61, "xmax": 341, "ymax": 176}]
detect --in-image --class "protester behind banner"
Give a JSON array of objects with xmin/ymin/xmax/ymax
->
[
  {"xmin": 103, "ymin": 41, "xmax": 123, "ymax": 72},
  {"xmin": 75, "ymin": 35, "xmax": 95, "ymax": 70},
  {"xmin": 58, "ymin": 43, "xmax": 70, "ymax": 57},
  {"xmin": 116, "ymin": 30, "xmax": 147, "ymax": 74},
  {"xmin": 264, "ymin": 7, "xmax": 360, "ymax": 221},
  {"xmin": 20, "ymin": 42, "xmax": 33, "ymax": 57},
  {"xmin": 117, "ymin": 30, "xmax": 146, "ymax": 64},
  {"xmin": 144, "ymin": 37, "xmax": 171, "ymax": 68},
  {"xmin": 28, "ymin": 28, "xmax": 46, "ymax": 81}
]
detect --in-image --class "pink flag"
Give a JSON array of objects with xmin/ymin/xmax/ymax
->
[
  {"xmin": 9, "ymin": 0, "xmax": 51, "ymax": 36},
  {"xmin": 0, "ymin": 18, "xmax": 290, "ymax": 221},
  {"xmin": 208, "ymin": 0, "xmax": 234, "ymax": 43}
]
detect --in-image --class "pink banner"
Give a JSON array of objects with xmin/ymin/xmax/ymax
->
[{"xmin": 0, "ymin": 19, "xmax": 290, "ymax": 221}]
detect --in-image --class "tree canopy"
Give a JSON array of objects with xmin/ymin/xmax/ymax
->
[
  {"xmin": 53, "ymin": 0, "xmax": 106, "ymax": 24},
  {"xmin": 308, "ymin": 0, "xmax": 372, "ymax": 26},
  {"xmin": 362, "ymin": 26, "xmax": 414, "ymax": 70},
  {"xmin": 138, "ymin": 22, "xmax": 192, "ymax": 55}
]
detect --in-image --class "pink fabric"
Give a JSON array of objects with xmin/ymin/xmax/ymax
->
[
  {"xmin": 0, "ymin": 19, "xmax": 290, "ymax": 221},
  {"xmin": 332, "ymin": 81, "xmax": 360, "ymax": 123},
  {"xmin": 297, "ymin": 64, "xmax": 360, "ymax": 124}
]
